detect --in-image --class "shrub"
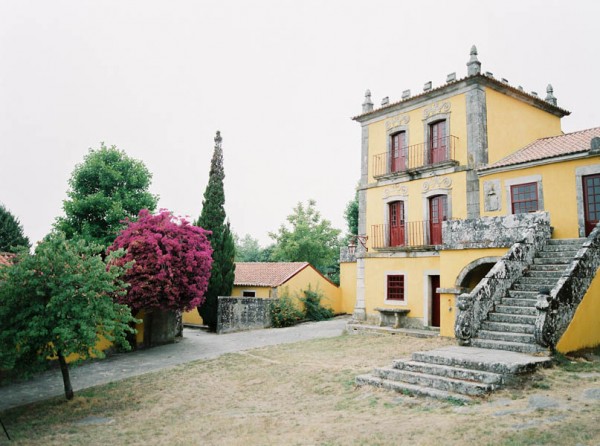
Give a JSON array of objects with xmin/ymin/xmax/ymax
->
[
  {"xmin": 270, "ymin": 296, "xmax": 303, "ymax": 328},
  {"xmin": 299, "ymin": 287, "xmax": 334, "ymax": 321}
]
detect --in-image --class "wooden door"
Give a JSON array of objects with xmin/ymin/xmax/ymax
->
[
  {"xmin": 431, "ymin": 275, "xmax": 440, "ymax": 328},
  {"xmin": 429, "ymin": 195, "xmax": 447, "ymax": 245},
  {"xmin": 390, "ymin": 132, "xmax": 407, "ymax": 172},
  {"xmin": 389, "ymin": 201, "xmax": 405, "ymax": 247},
  {"xmin": 583, "ymin": 174, "xmax": 600, "ymax": 235},
  {"xmin": 429, "ymin": 120, "xmax": 447, "ymax": 164}
]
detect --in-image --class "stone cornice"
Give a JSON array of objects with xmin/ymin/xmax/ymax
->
[{"xmin": 353, "ymin": 74, "xmax": 570, "ymax": 124}]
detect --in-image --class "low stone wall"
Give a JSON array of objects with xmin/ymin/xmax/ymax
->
[
  {"xmin": 443, "ymin": 212, "xmax": 550, "ymax": 249},
  {"xmin": 216, "ymin": 296, "xmax": 275, "ymax": 334}
]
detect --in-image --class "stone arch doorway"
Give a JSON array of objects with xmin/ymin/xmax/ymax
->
[{"xmin": 455, "ymin": 257, "xmax": 501, "ymax": 292}]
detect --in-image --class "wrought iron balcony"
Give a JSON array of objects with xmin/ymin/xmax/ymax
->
[
  {"xmin": 371, "ymin": 221, "xmax": 443, "ymax": 249},
  {"xmin": 372, "ymin": 135, "xmax": 459, "ymax": 178}
]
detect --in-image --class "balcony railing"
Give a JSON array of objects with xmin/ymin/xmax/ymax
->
[
  {"xmin": 371, "ymin": 221, "xmax": 443, "ymax": 249},
  {"xmin": 372, "ymin": 135, "xmax": 458, "ymax": 178}
]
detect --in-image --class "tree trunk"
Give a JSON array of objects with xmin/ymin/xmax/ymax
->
[{"xmin": 57, "ymin": 351, "xmax": 74, "ymax": 400}]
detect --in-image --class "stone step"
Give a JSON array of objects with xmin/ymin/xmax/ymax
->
[
  {"xmin": 533, "ymin": 257, "xmax": 572, "ymax": 265},
  {"xmin": 507, "ymin": 289, "xmax": 538, "ymax": 299},
  {"xmin": 512, "ymin": 282, "xmax": 552, "ymax": 292},
  {"xmin": 537, "ymin": 250, "xmax": 578, "ymax": 258},
  {"xmin": 355, "ymin": 374, "xmax": 473, "ymax": 403},
  {"xmin": 477, "ymin": 330, "xmax": 536, "ymax": 344},
  {"xmin": 480, "ymin": 321, "xmax": 535, "ymax": 334},
  {"xmin": 500, "ymin": 297, "xmax": 538, "ymax": 307},
  {"xmin": 373, "ymin": 367, "xmax": 494, "ymax": 396},
  {"xmin": 470, "ymin": 338, "xmax": 546, "ymax": 354},
  {"xmin": 545, "ymin": 238, "xmax": 585, "ymax": 246},
  {"xmin": 494, "ymin": 305, "xmax": 537, "ymax": 316},
  {"xmin": 517, "ymin": 276, "xmax": 560, "ymax": 284},
  {"xmin": 488, "ymin": 312, "xmax": 536, "ymax": 325},
  {"xmin": 526, "ymin": 264, "xmax": 567, "ymax": 273},
  {"xmin": 411, "ymin": 346, "xmax": 551, "ymax": 375},
  {"xmin": 391, "ymin": 359, "xmax": 504, "ymax": 385}
]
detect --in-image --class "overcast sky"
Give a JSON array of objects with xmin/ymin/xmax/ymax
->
[{"xmin": 1, "ymin": 0, "xmax": 599, "ymax": 247}]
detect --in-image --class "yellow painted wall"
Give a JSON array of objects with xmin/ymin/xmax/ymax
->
[
  {"xmin": 481, "ymin": 158, "xmax": 600, "ymax": 239},
  {"xmin": 556, "ymin": 269, "xmax": 600, "ymax": 353},
  {"xmin": 232, "ymin": 285, "xmax": 273, "ymax": 298},
  {"xmin": 367, "ymin": 93, "xmax": 469, "ymax": 182},
  {"xmin": 365, "ymin": 171, "xmax": 469, "ymax": 247},
  {"xmin": 363, "ymin": 255, "xmax": 440, "ymax": 325},
  {"xmin": 340, "ymin": 261, "xmax": 357, "ymax": 314},
  {"xmin": 485, "ymin": 88, "xmax": 562, "ymax": 164},
  {"xmin": 277, "ymin": 266, "xmax": 342, "ymax": 314}
]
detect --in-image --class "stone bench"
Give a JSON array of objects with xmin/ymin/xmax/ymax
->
[{"xmin": 373, "ymin": 307, "xmax": 410, "ymax": 329}]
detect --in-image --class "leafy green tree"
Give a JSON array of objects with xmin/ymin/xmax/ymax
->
[
  {"xmin": 269, "ymin": 199, "xmax": 341, "ymax": 279},
  {"xmin": 56, "ymin": 143, "xmax": 158, "ymax": 249},
  {"xmin": 235, "ymin": 233, "xmax": 268, "ymax": 262},
  {"xmin": 344, "ymin": 190, "xmax": 359, "ymax": 240},
  {"xmin": 196, "ymin": 131, "xmax": 235, "ymax": 331},
  {"xmin": 0, "ymin": 232, "xmax": 136, "ymax": 400},
  {"xmin": 0, "ymin": 204, "xmax": 30, "ymax": 252}
]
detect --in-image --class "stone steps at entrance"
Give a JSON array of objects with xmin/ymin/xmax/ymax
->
[
  {"xmin": 356, "ymin": 346, "xmax": 552, "ymax": 402},
  {"xmin": 356, "ymin": 238, "xmax": 582, "ymax": 402}
]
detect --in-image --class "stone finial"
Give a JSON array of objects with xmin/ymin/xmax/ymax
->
[
  {"xmin": 501, "ymin": 78, "xmax": 509, "ymax": 83},
  {"xmin": 467, "ymin": 45, "xmax": 481, "ymax": 76},
  {"xmin": 446, "ymin": 72, "xmax": 456, "ymax": 83},
  {"xmin": 362, "ymin": 89, "xmax": 374, "ymax": 113},
  {"xmin": 402, "ymin": 89, "xmax": 411, "ymax": 99},
  {"xmin": 214, "ymin": 130, "xmax": 222, "ymax": 148},
  {"xmin": 423, "ymin": 81, "xmax": 432, "ymax": 92},
  {"xmin": 381, "ymin": 96, "xmax": 389, "ymax": 106},
  {"xmin": 531, "ymin": 91, "xmax": 538, "ymax": 97},
  {"xmin": 545, "ymin": 84, "xmax": 557, "ymax": 106},
  {"xmin": 590, "ymin": 137, "xmax": 600, "ymax": 154}
]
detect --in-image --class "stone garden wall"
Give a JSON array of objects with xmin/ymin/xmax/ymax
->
[{"xmin": 216, "ymin": 296, "xmax": 275, "ymax": 334}]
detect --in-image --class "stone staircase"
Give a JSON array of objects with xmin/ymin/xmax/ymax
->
[
  {"xmin": 471, "ymin": 238, "xmax": 585, "ymax": 354},
  {"xmin": 356, "ymin": 238, "xmax": 585, "ymax": 402}
]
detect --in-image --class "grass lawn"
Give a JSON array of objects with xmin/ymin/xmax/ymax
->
[{"xmin": 1, "ymin": 333, "xmax": 599, "ymax": 446}]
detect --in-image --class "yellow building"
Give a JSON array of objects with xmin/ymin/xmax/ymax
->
[
  {"xmin": 183, "ymin": 261, "xmax": 345, "ymax": 326},
  {"xmin": 343, "ymin": 46, "xmax": 600, "ymax": 354}
]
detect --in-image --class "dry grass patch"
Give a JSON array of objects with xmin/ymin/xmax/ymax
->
[{"xmin": 1, "ymin": 333, "xmax": 599, "ymax": 446}]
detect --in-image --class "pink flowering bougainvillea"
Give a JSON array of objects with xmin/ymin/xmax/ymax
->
[{"xmin": 107, "ymin": 209, "xmax": 213, "ymax": 313}]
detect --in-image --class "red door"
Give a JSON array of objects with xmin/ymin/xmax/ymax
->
[
  {"xmin": 389, "ymin": 201, "xmax": 405, "ymax": 247},
  {"xmin": 583, "ymin": 174, "xmax": 600, "ymax": 235},
  {"xmin": 429, "ymin": 195, "xmax": 447, "ymax": 245},
  {"xmin": 431, "ymin": 275, "xmax": 441, "ymax": 328},
  {"xmin": 429, "ymin": 121, "xmax": 447, "ymax": 164},
  {"xmin": 390, "ymin": 132, "xmax": 407, "ymax": 172}
]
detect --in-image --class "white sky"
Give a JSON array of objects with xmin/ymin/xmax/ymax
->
[{"xmin": 1, "ymin": 0, "xmax": 599, "ymax": 247}]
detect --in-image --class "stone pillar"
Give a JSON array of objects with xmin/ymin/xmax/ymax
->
[
  {"xmin": 353, "ymin": 123, "xmax": 370, "ymax": 321},
  {"xmin": 465, "ymin": 85, "xmax": 488, "ymax": 218}
]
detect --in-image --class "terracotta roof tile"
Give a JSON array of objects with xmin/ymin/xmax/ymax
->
[
  {"xmin": 480, "ymin": 127, "xmax": 600, "ymax": 171},
  {"xmin": 234, "ymin": 262, "xmax": 309, "ymax": 287}
]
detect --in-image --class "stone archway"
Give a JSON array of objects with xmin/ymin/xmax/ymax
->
[{"xmin": 455, "ymin": 257, "xmax": 501, "ymax": 293}]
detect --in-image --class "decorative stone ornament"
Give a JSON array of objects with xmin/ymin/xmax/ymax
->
[
  {"xmin": 467, "ymin": 45, "xmax": 481, "ymax": 76},
  {"xmin": 545, "ymin": 84, "xmax": 558, "ymax": 106},
  {"xmin": 483, "ymin": 180, "xmax": 501, "ymax": 211},
  {"xmin": 385, "ymin": 114, "xmax": 410, "ymax": 130},
  {"xmin": 590, "ymin": 137, "xmax": 600, "ymax": 154},
  {"xmin": 423, "ymin": 101, "xmax": 451, "ymax": 119},
  {"xmin": 362, "ymin": 89, "xmax": 374, "ymax": 113}
]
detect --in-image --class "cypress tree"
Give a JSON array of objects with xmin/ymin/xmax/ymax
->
[
  {"xmin": 0, "ymin": 204, "xmax": 30, "ymax": 252},
  {"xmin": 196, "ymin": 131, "xmax": 236, "ymax": 331}
]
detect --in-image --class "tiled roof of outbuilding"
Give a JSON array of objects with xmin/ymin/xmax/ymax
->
[
  {"xmin": 234, "ymin": 262, "xmax": 310, "ymax": 287},
  {"xmin": 479, "ymin": 127, "xmax": 600, "ymax": 172}
]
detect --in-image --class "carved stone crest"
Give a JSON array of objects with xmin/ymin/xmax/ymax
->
[
  {"xmin": 483, "ymin": 180, "xmax": 501, "ymax": 211},
  {"xmin": 423, "ymin": 101, "xmax": 451, "ymax": 119},
  {"xmin": 422, "ymin": 176, "xmax": 452, "ymax": 193},
  {"xmin": 385, "ymin": 114, "xmax": 410, "ymax": 130}
]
